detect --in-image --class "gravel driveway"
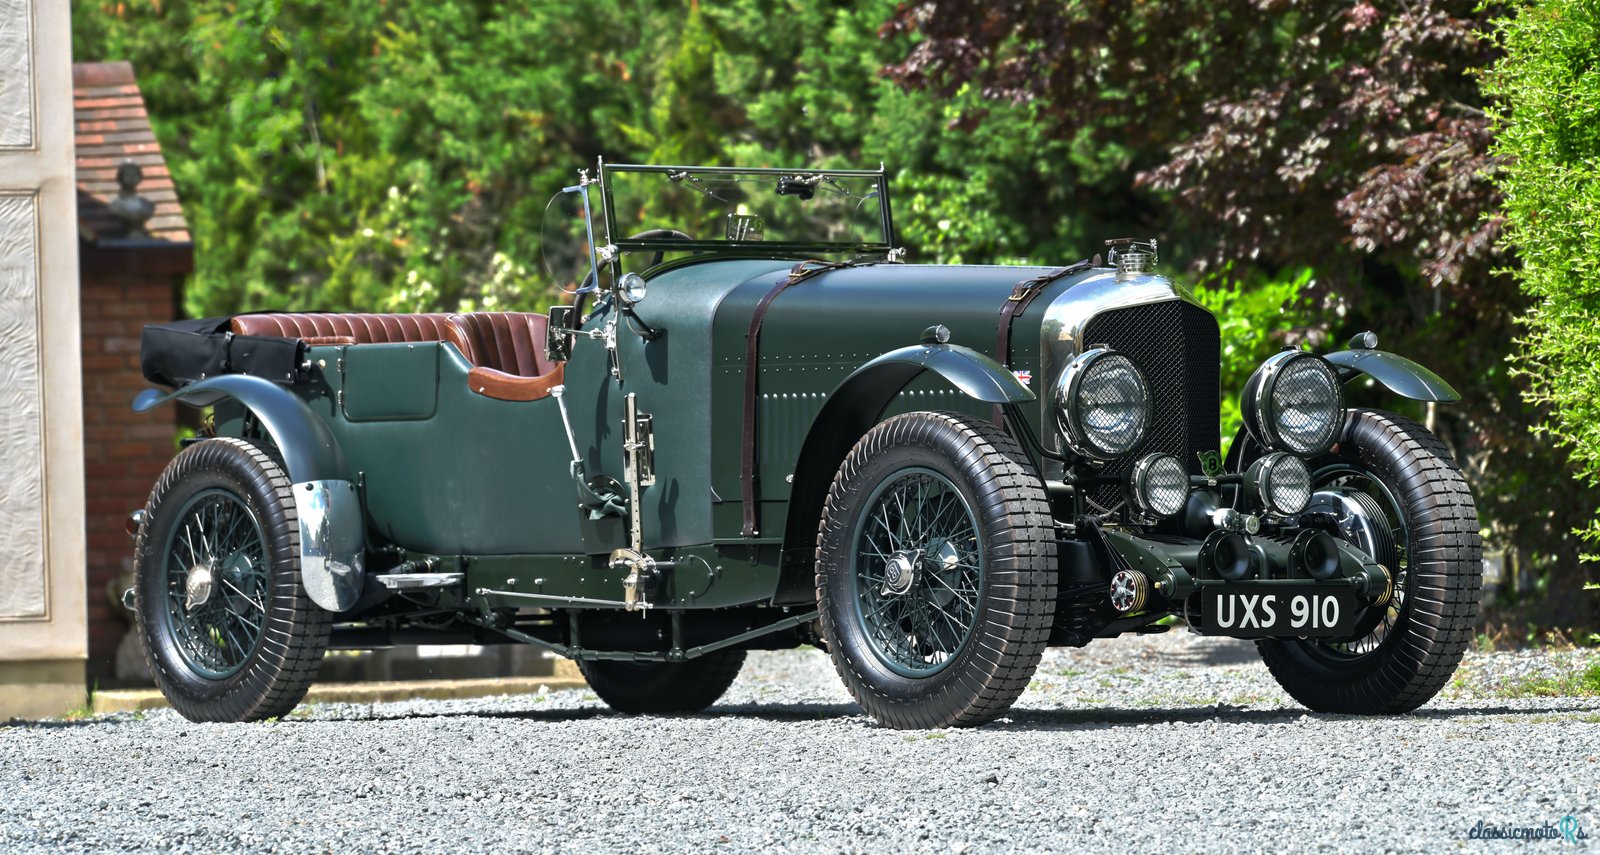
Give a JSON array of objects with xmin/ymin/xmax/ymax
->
[{"xmin": 4, "ymin": 634, "xmax": 1597, "ymax": 853}]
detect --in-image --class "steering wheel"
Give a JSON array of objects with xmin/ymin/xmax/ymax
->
[{"xmin": 628, "ymin": 228, "xmax": 695, "ymax": 268}]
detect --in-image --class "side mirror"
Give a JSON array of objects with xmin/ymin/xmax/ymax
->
[{"xmin": 546, "ymin": 305, "xmax": 576, "ymax": 363}]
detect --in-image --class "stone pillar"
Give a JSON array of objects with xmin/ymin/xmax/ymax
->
[{"xmin": 0, "ymin": 0, "xmax": 88, "ymax": 718}]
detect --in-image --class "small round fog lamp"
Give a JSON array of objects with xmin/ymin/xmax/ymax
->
[
  {"xmin": 1127, "ymin": 453, "xmax": 1189, "ymax": 518},
  {"xmin": 1247, "ymin": 452, "xmax": 1314, "ymax": 516}
]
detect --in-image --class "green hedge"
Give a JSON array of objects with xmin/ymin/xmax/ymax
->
[{"xmin": 1487, "ymin": 0, "xmax": 1600, "ymax": 548}]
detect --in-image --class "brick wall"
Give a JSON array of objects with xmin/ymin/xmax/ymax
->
[{"xmin": 79, "ymin": 253, "xmax": 182, "ymax": 685}]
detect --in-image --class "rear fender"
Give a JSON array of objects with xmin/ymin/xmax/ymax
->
[
  {"xmin": 770, "ymin": 342, "xmax": 1034, "ymax": 604},
  {"xmin": 134, "ymin": 374, "xmax": 347, "ymax": 481},
  {"xmin": 134, "ymin": 375, "xmax": 365, "ymax": 612}
]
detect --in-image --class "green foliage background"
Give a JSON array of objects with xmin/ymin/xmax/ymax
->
[
  {"xmin": 71, "ymin": 0, "xmax": 1599, "ymax": 627},
  {"xmin": 70, "ymin": 0, "xmax": 1286, "ymax": 427},
  {"xmin": 1487, "ymin": 0, "xmax": 1600, "ymax": 553},
  {"xmin": 71, "ymin": 0, "xmax": 1142, "ymax": 317}
]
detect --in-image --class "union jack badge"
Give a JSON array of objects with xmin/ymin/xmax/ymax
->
[{"xmin": 1013, "ymin": 370, "xmax": 1032, "ymax": 386}]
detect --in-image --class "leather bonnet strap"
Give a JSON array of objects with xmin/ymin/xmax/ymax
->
[
  {"xmin": 992, "ymin": 256, "xmax": 1099, "ymax": 427},
  {"xmin": 741, "ymin": 260, "xmax": 853, "ymax": 537}
]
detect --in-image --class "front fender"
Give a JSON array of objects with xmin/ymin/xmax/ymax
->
[
  {"xmin": 847, "ymin": 342, "xmax": 1036, "ymax": 407},
  {"xmin": 1324, "ymin": 348, "xmax": 1460, "ymax": 403},
  {"xmin": 134, "ymin": 375, "xmax": 365, "ymax": 612},
  {"xmin": 1225, "ymin": 347, "xmax": 1460, "ymax": 472},
  {"xmin": 770, "ymin": 342, "xmax": 1034, "ymax": 605}
]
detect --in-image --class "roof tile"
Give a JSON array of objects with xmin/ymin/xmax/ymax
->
[{"xmin": 72, "ymin": 61, "xmax": 190, "ymax": 243}]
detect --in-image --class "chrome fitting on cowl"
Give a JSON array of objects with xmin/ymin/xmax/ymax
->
[
  {"xmin": 1106, "ymin": 238, "xmax": 1158, "ymax": 278},
  {"xmin": 1210, "ymin": 507, "xmax": 1261, "ymax": 535}
]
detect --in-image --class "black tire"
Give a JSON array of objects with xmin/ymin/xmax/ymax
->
[
  {"xmin": 1258, "ymin": 409, "xmax": 1481, "ymax": 714},
  {"xmin": 815, "ymin": 411, "xmax": 1056, "ymax": 729},
  {"xmin": 134, "ymin": 438, "xmax": 331, "ymax": 722},
  {"xmin": 578, "ymin": 652, "xmax": 746, "ymax": 714}
]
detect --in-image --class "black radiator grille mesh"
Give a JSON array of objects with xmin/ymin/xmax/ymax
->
[{"xmin": 1078, "ymin": 300, "xmax": 1221, "ymax": 512}]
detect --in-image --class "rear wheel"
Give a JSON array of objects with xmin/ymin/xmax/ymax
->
[
  {"xmin": 134, "ymin": 438, "xmax": 331, "ymax": 722},
  {"xmin": 1257, "ymin": 409, "xmax": 1481, "ymax": 713},
  {"xmin": 578, "ymin": 652, "xmax": 746, "ymax": 714},
  {"xmin": 816, "ymin": 411, "xmax": 1056, "ymax": 729}
]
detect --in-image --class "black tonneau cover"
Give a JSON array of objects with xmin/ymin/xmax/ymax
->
[{"xmin": 140, "ymin": 317, "xmax": 305, "ymax": 388}]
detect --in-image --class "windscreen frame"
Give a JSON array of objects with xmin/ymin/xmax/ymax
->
[{"xmin": 596, "ymin": 161, "xmax": 898, "ymax": 260}]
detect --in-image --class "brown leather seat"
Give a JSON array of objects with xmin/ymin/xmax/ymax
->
[
  {"xmin": 450, "ymin": 312, "xmax": 563, "ymax": 402},
  {"xmin": 230, "ymin": 312, "xmax": 474, "ymax": 360}
]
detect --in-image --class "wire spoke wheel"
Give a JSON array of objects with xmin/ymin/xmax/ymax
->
[
  {"xmin": 851, "ymin": 469, "xmax": 983, "ymax": 677},
  {"xmin": 817, "ymin": 411, "xmax": 1056, "ymax": 730},
  {"xmin": 1306, "ymin": 464, "xmax": 1410, "ymax": 659},
  {"xmin": 161, "ymin": 489, "xmax": 270, "ymax": 679},
  {"xmin": 134, "ymin": 438, "xmax": 332, "ymax": 722}
]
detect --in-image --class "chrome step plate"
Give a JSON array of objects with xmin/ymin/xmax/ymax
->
[{"xmin": 376, "ymin": 572, "xmax": 465, "ymax": 591}]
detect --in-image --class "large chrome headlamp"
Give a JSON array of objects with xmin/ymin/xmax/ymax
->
[
  {"xmin": 1055, "ymin": 347, "xmax": 1151, "ymax": 459},
  {"xmin": 1241, "ymin": 351, "xmax": 1344, "ymax": 456}
]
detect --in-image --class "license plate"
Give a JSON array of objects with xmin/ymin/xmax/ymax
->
[{"xmin": 1203, "ymin": 588, "xmax": 1357, "ymax": 638}]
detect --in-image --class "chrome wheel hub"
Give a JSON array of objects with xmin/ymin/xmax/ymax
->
[
  {"xmin": 881, "ymin": 549, "xmax": 922, "ymax": 596},
  {"xmin": 852, "ymin": 468, "xmax": 984, "ymax": 678},
  {"xmin": 163, "ymin": 488, "xmax": 271, "ymax": 680},
  {"xmin": 185, "ymin": 562, "xmax": 215, "ymax": 611}
]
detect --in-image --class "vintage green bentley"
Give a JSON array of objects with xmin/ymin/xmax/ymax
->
[{"xmin": 129, "ymin": 162, "xmax": 1480, "ymax": 728}]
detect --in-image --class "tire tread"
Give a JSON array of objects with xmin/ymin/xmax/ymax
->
[
  {"xmin": 815, "ymin": 411, "xmax": 1057, "ymax": 729},
  {"xmin": 135, "ymin": 438, "xmax": 331, "ymax": 722},
  {"xmin": 1257, "ymin": 409, "xmax": 1481, "ymax": 714}
]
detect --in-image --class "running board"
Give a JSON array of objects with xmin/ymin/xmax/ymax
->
[{"xmin": 376, "ymin": 572, "xmax": 465, "ymax": 591}]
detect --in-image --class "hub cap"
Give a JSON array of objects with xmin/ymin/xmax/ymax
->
[
  {"xmin": 881, "ymin": 550, "xmax": 922, "ymax": 596},
  {"xmin": 184, "ymin": 563, "xmax": 215, "ymax": 610},
  {"xmin": 162, "ymin": 489, "xmax": 270, "ymax": 679},
  {"xmin": 852, "ymin": 468, "xmax": 984, "ymax": 678}
]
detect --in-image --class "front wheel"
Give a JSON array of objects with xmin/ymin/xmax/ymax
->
[
  {"xmin": 1257, "ymin": 409, "xmax": 1482, "ymax": 713},
  {"xmin": 134, "ymin": 438, "xmax": 331, "ymax": 722},
  {"xmin": 816, "ymin": 411, "xmax": 1057, "ymax": 729}
]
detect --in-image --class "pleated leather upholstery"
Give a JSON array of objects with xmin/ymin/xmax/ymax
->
[
  {"xmin": 450, "ymin": 312, "xmax": 553, "ymax": 378},
  {"xmin": 230, "ymin": 312, "xmax": 474, "ymax": 361},
  {"xmin": 228, "ymin": 310, "xmax": 561, "ymax": 402}
]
